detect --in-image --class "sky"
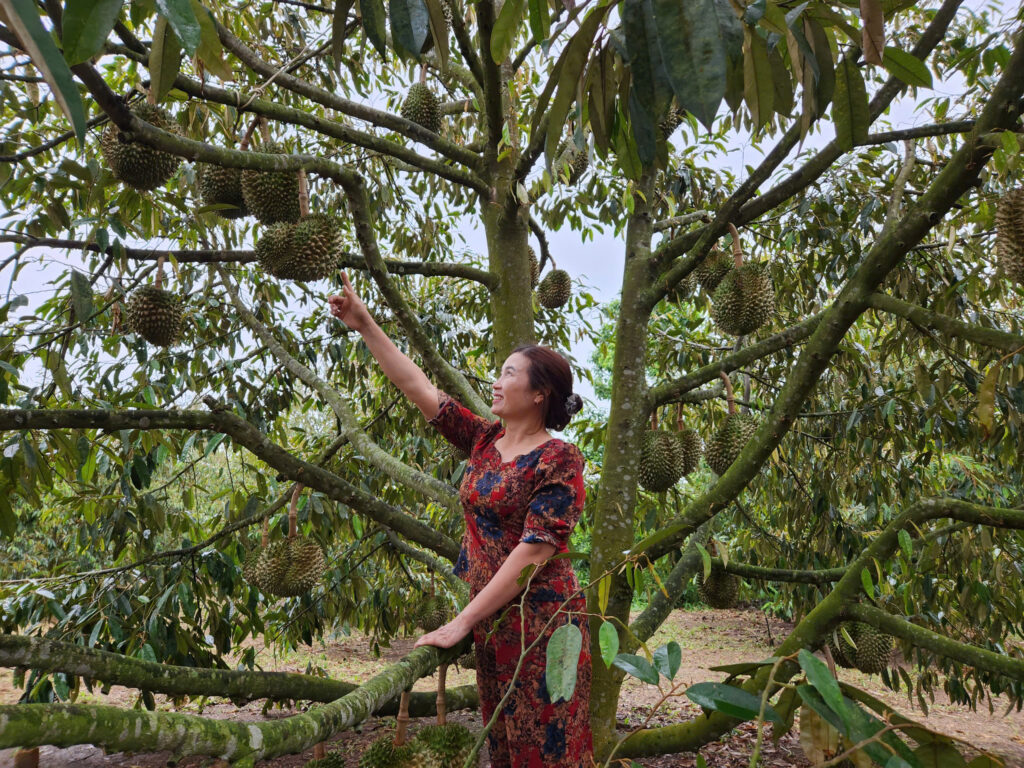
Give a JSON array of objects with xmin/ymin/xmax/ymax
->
[{"xmin": 1, "ymin": 0, "xmax": 1017, "ymax": 417}]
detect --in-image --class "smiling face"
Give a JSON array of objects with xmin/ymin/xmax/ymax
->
[{"xmin": 491, "ymin": 352, "xmax": 546, "ymax": 425}]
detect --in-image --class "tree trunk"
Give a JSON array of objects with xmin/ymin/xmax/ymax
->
[{"xmin": 483, "ymin": 197, "xmax": 535, "ymax": 361}]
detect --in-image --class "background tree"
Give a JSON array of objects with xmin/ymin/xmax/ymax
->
[{"xmin": 0, "ymin": 0, "xmax": 1022, "ymax": 764}]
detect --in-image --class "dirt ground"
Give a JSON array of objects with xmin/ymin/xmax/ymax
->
[{"xmin": 1, "ymin": 608, "xmax": 1021, "ymax": 767}]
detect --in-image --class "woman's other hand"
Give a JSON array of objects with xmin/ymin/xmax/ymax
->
[
  {"xmin": 327, "ymin": 271, "xmax": 372, "ymax": 333},
  {"xmin": 414, "ymin": 614, "xmax": 473, "ymax": 649}
]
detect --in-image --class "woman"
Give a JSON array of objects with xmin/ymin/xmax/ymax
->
[{"xmin": 328, "ymin": 272, "xmax": 593, "ymax": 768}]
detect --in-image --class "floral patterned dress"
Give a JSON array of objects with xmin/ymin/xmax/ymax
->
[{"xmin": 429, "ymin": 392, "xmax": 593, "ymax": 768}]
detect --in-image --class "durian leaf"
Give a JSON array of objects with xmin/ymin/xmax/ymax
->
[
  {"xmin": 860, "ymin": 566, "xmax": 874, "ymax": 597},
  {"xmin": 977, "ymin": 365, "xmax": 998, "ymax": 438},
  {"xmin": 881, "ymin": 46, "xmax": 932, "ymax": 87},
  {"xmin": 0, "ymin": 0, "xmax": 88, "ymax": 145},
  {"xmin": 612, "ymin": 652, "xmax": 660, "ymax": 685},
  {"xmin": 768, "ymin": 48, "xmax": 793, "ymax": 116},
  {"xmin": 805, "ymin": 18, "xmax": 834, "ymax": 118},
  {"xmin": 527, "ymin": 0, "xmax": 549, "ymax": 45},
  {"xmin": 490, "ymin": 0, "xmax": 525, "ymax": 64},
  {"xmin": 860, "ymin": 0, "xmax": 885, "ymax": 65},
  {"xmin": 833, "ymin": 56, "xmax": 869, "ymax": 151},
  {"xmin": 649, "ymin": 0, "xmax": 729, "ymax": 130},
  {"xmin": 742, "ymin": 26, "xmax": 773, "ymax": 129},
  {"xmin": 61, "ymin": 0, "xmax": 123, "ymax": 65},
  {"xmin": 155, "ymin": 0, "xmax": 200, "ymax": 54},
  {"xmin": 772, "ymin": 685, "xmax": 800, "ymax": 741},
  {"xmin": 149, "ymin": 15, "xmax": 181, "ymax": 101},
  {"xmin": 716, "ymin": 538, "xmax": 729, "ymax": 568},
  {"xmin": 191, "ymin": 1, "xmax": 231, "ymax": 80},
  {"xmin": 911, "ymin": 742, "xmax": 968, "ymax": 767},
  {"xmin": 330, "ymin": 0, "xmax": 355, "ymax": 70},
  {"xmin": 967, "ymin": 757, "xmax": 1005, "ymax": 767},
  {"xmin": 545, "ymin": 622, "xmax": 582, "ymax": 702},
  {"xmin": 356, "ymin": 0, "xmax": 387, "ymax": 58},
  {"xmin": 597, "ymin": 572, "xmax": 611, "ymax": 614},
  {"xmin": 898, "ymin": 529, "xmax": 913, "ymax": 559},
  {"xmin": 695, "ymin": 541, "xmax": 712, "ymax": 580},
  {"xmin": 423, "ymin": 0, "xmax": 448, "ymax": 67},
  {"xmin": 69, "ymin": 269, "xmax": 93, "ymax": 323},
  {"xmin": 798, "ymin": 648, "xmax": 849, "ymax": 726},
  {"xmin": 389, "ymin": 0, "xmax": 429, "ymax": 59},
  {"xmin": 652, "ymin": 640, "xmax": 681, "ymax": 681},
  {"xmin": 840, "ymin": 625, "xmax": 858, "ymax": 650},
  {"xmin": 598, "ymin": 620, "xmax": 618, "ymax": 668},
  {"xmin": 686, "ymin": 681, "xmax": 782, "ymax": 723}
]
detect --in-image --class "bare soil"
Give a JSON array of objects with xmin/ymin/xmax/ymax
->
[{"xmin": 1, "ymin": 608, "xmax": 1021, "ymax": 767}]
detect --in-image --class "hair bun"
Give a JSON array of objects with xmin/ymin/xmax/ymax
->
[{"xmin": 565, "ymin": 392, "xmax": 583, "ymax": 416}]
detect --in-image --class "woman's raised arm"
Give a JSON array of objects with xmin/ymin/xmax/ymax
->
[{"xmin": 327, "ymin": 271, "xmax": 440, "ymax": 420}]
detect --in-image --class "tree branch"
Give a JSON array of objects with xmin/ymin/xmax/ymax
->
[
  {"xmin": 716, "ymin": 558, "xmax": 845, "ymax": 584},
  {"xmin": 446, "ymin": 0, "xmax": 485, "ymax": 87},
  {"xmin": 868, "ymin": 293, "xmax": 1024, "ymax": 354},
  {"xmin": 652, "ymin": 211, "xmax": 712, "ymax": 233},
  {"xmin": 475, "ymin": 0, "xmax": 505, "ymax": 167}
]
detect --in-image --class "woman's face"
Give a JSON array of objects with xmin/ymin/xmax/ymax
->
[{"xmin": 491, "ymin": 352, "xmax": 544, "ymax": 422}]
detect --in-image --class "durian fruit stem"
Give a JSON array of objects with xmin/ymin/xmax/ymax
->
[
  {"xmin": 650, "ymin": 411, "xmax": 657, "ymax": 431},
  {"xmin": 418, "ymin": 63, "xmax": 427, "ymax": 85},
  {"xmin": 257, "ymin": 116, "xmax": 270, "ymax": 144},
  {"xmin": 298, "ymin": 168, "xmax": 310, "ymax": 218},
  {"xmin": 676, "ymin": 403, "xmax": 683, "ymax": 432},
  {"xmin": 288, "ymin": 484, "xmax": 303, "ymax": 539},
  {"xmin": 155, "ymin": 254, "xmax": 165, "ymax": 290},
  {"xmin": 261, "ymin": 518, "xmax": 269, "ymax": 547},
  {"xmin": 430, "ymin": 570, "xmax": 435, "ymax": 598},
  {"xmin": 146, "ymin": 86, "xmax": 156, "ymax": 106},
  {"xmin": 240, "ymin": 115, "xmax": 260, "ymax": 151},
  {"xmin": 13, "ymin": 747, "xmax": 38, "ymax": 768},
  {"xmin": 436, "ymin": 662, "xmax": 448, "ymax": 725},
  {"xmin": 727, "ymin": 223, "xmax": 744, "ymax": 269},
  {"xmin": 719, "ymin": 371, "xmax": 736, "ymax": 415},
  {"xmin": 313, "ymin": 743, "xmax": 326, "ymax": 759},
  {"xmin": 395, "ymin": 689, "xmax": 412, "ymax": 746}
]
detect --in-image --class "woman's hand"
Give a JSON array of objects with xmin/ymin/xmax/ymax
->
[
  {"xmin": 414, "ymin": 614, "xmax": 473, "ymax": 649},
  {"xmin": 327, "ymin": 271, "xmax": 372, "ymax": 333}
]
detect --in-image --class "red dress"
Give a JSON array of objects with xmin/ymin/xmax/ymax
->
[{"xmin": 429, "ymin": 392, "xmax": 594, "ymax": 768}]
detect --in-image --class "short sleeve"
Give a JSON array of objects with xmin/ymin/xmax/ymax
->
[
  {"xmin": 428, "ymin": 391, "xmax": 494, "ymax": 456},
  {"xmin": 521, "ymin": 444, "xmax": 585, "ymax": 549}
]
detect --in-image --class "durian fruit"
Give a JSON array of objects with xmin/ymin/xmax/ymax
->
[
  {"xmin": 693, "ymin": 248, "xmax": 733, "ymax": 293},
  {"xmin": 283, "ymin": 213, "xmax": 342, "ymax": 281},
  {"xmin": 414, "ymin": 723, "xmax": 475, "ymax": 768},
  {"xmin": 255, "ymin": 222, "xmax": 296, "ymax": 277},
  {"xmin": 696, "ymin": 567, "xmax": 739, "ymax": 609},
  {"xmin": 457, "ymin": 650, "xmax": 476, "ymax": 670},
  {"xmin": 241, "ymin": 547, "xmax": 264, "ymax": 590},
  {"xmin": 197, "ymin": 163, "xmax": 248, "ymax": 219},
  {"xmin": 358, "ymin": 734, "xmax": 421, "ymax": 768},
  {"xmin": 995, "ymin": 188, "xmax": 1024, "ymax": 283},
  {"xmin": 249, "ymin": 539, "xmax": 290, "ymax": 593},
  {"xmin": 675, "ymin": 427, "xmax": 703, "ymax": 478},
  {"xmin": 827, "ymin": 622, "xmax": 893, "ymax": 674},
  {"xmin": 638, "ymin": 427, "xmax": 684, "ymax": 492},
  {"xmin": 124, "ymin": 285, "xmax": 183, "ymax": 346},
  {"xmin": 710, "ymin": 263, "xmax": 775, "ymax": 336},
  {"xmin": 554, "ymin": 140, "xmax": 589, "ymax": 185},
  {"xmin": 304, "ymin": 750, "xmax": 346, "ymax": 768},
  {"xmin": 704, "ymin": 373, "xmax": 758, "ymax": 476},
  {"xmin": 402, "ymin": 82, "xmax": 442, "ymax": 134},
  {"xmin": 537, "ymin": 269, "xmax": 571, "ymax": 309},
  {"xmin": 417, "ymin": 594, "xmax": 451, "ymax": 632},
  {"xmin": 277, "ymin": 537, "xmax": 328, "ymax": 597},
  {"xmin": 100, "ymin": 103, "xmax": 182, "ymax": 191},
  {"xmin": 658, "ymin": 106, "xmax": 684, "ymax": 141},
  {"xmin": 240, "ymin": 142, "xmax": 301, "ymax": 224},
  {"xmin": 527, "ymin": 246, "xmax": 540, "ymax": 287}
]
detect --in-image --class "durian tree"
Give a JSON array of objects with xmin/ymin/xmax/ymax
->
[{"xmin": 0, "ymin": 0, "xmax": 1022, "ymax": 764}]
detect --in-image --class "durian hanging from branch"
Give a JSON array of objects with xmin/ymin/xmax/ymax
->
[
  {"xmin": 196, "ymin": 117, "xmax": 255, "ymax": 220},
  {"xmin": 704, "ymin": 372, "xmax": 758, "ymax": 476},
  {"xmin": 124, "ymin": 255, "xmax": 184, "ymax": 347},
  {"xmin": 100, "ymin": 88, "xmax": 182, "ymax": 191},
  {"xmin": 709, "ymin": 224, "xmax": 775, "ymax": 336},
  {"xmin": 411, "ymin": 662, "xmax": 477, "ymax": 767},
  {"xmin": 675, "ymin": 403, "xmax": 702, "ymax": 478},
  {"xmin": 243, "ymin": 484, "xmax": 326, "ymax": 598},
  {"xmin": 401, "ymin": 64, "xmax": 442, "ymax": 134},
  {"xmin": 638, "ymin": 411, "xmax": 684, "ymax": 493},
  {"xmin": 536, "ymin": 254, "xmax": 571, "ymax": 309},
  {"xmin": 996, "ymin": 187, "xmax": 1024, "ymax": 284},
  {"xmin": 241, "ymin": 118, "xmax": 301, "ymax": 224}
]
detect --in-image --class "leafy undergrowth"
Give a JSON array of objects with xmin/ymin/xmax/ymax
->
[{"xmin": 0, "ymin": 607, "xmax": 1022, "ymax": 766}]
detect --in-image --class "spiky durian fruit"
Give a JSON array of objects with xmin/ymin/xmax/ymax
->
[
  {"xmin": 240, "ymin": 142, "xmax": 301, "ymax": 224},
  {"xmin": 826, "ymin": 624, "xmax": 858, "ymax": 670},
  {"xmin": 658, "ymin": 107, "xmax": 684, "ymax": 141},
  {"xmin": 996, "ymin": 188, "xmax": 1024, "ymax": 283},
  {"xmin": 256, "ymin": 222, "xmax": 296, "ymax": 277},
  {"xmin": 276, "ymin": 537, "xmax": 327, "ymax": 597},
  {"xmin": 100, "ymin": 103, "xmax": 182, "ymax": 191},
  {"xmin": 198, "ymin": 163, "xmax": 248, "ymax": 219},
  {"xmin": 358, "ymin": 734, "xmax": 422, "ymax": 768},
  {"xmin": 638, "ymin": 430, "xmax": 684, "ymax": 492},
  {"xmin": 241, "ymin": 548, "xmax": 264, "ymax": 590},
  {"xmin": 304, "ymin": 751, "xmax": 346, "ymax": 768},
  {"xmin": 401, "ymin": 83, "xmax": 442, "ymax": 134},
  {"xmin": 675, "ymin": 428, "xmax": 702, "ymax": 477},
  {"xmin": 537, "ymin": 269, "xmax": 571, "ymax": 309},
  {"xmin": 414, "ymin": 722, "xmax": 476, "ymax": 768},
  {"xmin": 710, "ymin": 263, "xmax": 775, "ymax": 336},
  {"xmin": 248, "ymin": 539, "xmax": 290, "ymax": 593},
  {"xmin": 527, "ymin": 246, "xmax": 540, "ymax": 287},
  {"xmin": 827, "ymin": 622, "xmax": 893, "ymax": 674},
  {"xmin": 693, "ymin": 248, "xmax": 733, "ymax": 292},
  {"xmin": 554, "ymin": 140, "xmax": 589, "ymax": 185},
  {"xmin": 281, "ymin": 213, "xmax": 342, "ymax": 281},
  {"xmin": 704, "ymin": 413, "xmax": 758, "ymax": 476},
  {"xmin": 696, "ymin": 567, "xmax": 739, "ymax": 609},
  {"xmin": 417, "ymin": 594, "xmax": 451, "ymax": 632},
  {"xmin": 124, "ymin": 286, "xmax": 183, "ymax": 346},
  {"xmin": 458, "ymin": 650, "xmax": 477, "ymax": 670}
]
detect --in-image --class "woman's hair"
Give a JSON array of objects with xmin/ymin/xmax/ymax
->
[{"xmin": 511, "ymin": 343, "xmax": 584, "ymax": 431}]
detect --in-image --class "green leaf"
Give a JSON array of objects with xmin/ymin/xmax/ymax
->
[
  {"xmin": 61, "ymin": 0, "xmax": 123, "ymax": 65},
  {"xmin": 149, "ymin": 15, "xmax": 181, "ymax": 101},
  {"xmin": 861, "ymin": 567, "xmax": 874, "ymax": 597},
  {"xmin": 69, "ymin": 269, "xmax": 93, "ymax": 323},
  {"xmin": 882, "ymin": 46, "xmax": 932, "ymax": 88},
  {"xmin": 155, "ymin": 0, "xmax": 200, "ymax": 54},
  {"xmin": 357, "ymin": 0, "xmax": 387, "ymax": 58},
  {"xmin": 331, "ymin": 0, "xmax": 356, "ymax": 70},
  {"xmin": 860, "ymin": 0, "xmax": 885, "ymax": 65},
  {"xmin": 653, "ymin": 641, "xmax": 681, "ymax": 680},
  {"xmin": 686, "ymin": 681, "xmax": 782, "ymax": 723},
  {"xmin": 191, "ymin": 1, "xmax": 231, "ymax": 80},
  {"xmin": 613, "ymin": 653, "xmax": 660, "ymax": 685},
  {"xmin": 833, "ymin": 56, "xmax": 869, "ymax": 151},
  {"xmin": 977, "ymin": 365, "xmax": 998, "ymax": 438},
  {"xmin": 742, "ymin": 27, "xmax": 773, "ymax": 129},
  {"xmin": 696, "ymin": 541, "xmax": 711, "ymax": 580},
  {"xmin": 651, "ymin": 0, "xmax": 728, "ymax": 130},
  {"xmin": 490, "ymin": 0, "xmax": 525, "ymax": 64},
  {"xmin": 898, "ymin": 529, "xmax": 913, "ymax": 559},
  {"xmin": 423, "ymin": 0, "xmax": 448, "ymax": 67},
  {"xmin": 545, "ymin": 622, "xmax": 583, "ymax": 703},
  {"xmin": 967, "ymin": 756, "xmax": 1004, "ymax": 767},
  {"xmin": 708, "ymin": 658, "xmax": 779, "ymax": 675},
  {"xmin": 797, "ymin": 649, "xmax": 848, "ymax": 725},
  {"xmin": 389, "ymin": 0, "xmax": 429, "ymax": 58},
  {"xmin": 598, "ymin": 619, "xmax": 618, "ymax": 668},
  {"xmin": 1, "ymin": 0, "xmax": 88, "ymax": 145},
  {"xmin": 912, "ymin": 742, "xmax": 967, "ymax": 768},
  {"xmin": 527, "ymin": 0, "xmax": 548, "ymax": 45}
]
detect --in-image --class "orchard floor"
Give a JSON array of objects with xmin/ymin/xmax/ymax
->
[{"xmin": 1, "ymin": 607, "xmax": 1022, "ymax": 767}]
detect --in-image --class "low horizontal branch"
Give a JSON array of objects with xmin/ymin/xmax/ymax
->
[
  {"xmin": 716, "ymin": 558, "xmax": 845, "ymax": 584},
  {"xmin": 868, "ymin": 293, "xmax": 1024, "ymax": 354},
  {"xmin": 846, "ymin": 603, "xmax": 1024, "ymax": 682}
]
